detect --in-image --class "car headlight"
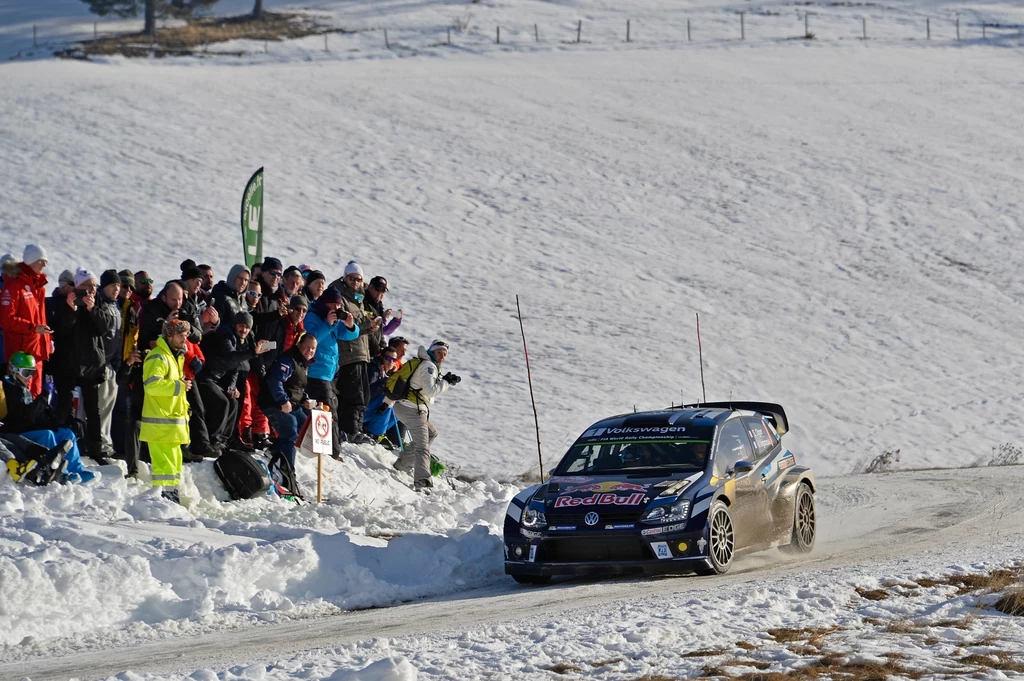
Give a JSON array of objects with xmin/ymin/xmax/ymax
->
[
  {"xmin": 522, "ymin": 507, "xmax": 547, "ymax": 528},
  {"xmin": 641, "ymin": 500, "xmax": 690, "ymax": 524}
]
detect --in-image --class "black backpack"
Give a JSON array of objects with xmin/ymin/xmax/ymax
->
[{"xmin": 214, "ymin": 450, "xmax": 271, "ymax": 500}]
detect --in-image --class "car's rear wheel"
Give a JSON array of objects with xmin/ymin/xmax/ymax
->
[
  {"xmin": 780, "ymin": 484, "xmax": 816, "ymax": 554},
  {"xmin": 511, "ymin": 574, "xmax": 551, "ymax": 585},
  {"xmin": 694, "ymin": 501, "xmax": 734, "ymax": 575}
]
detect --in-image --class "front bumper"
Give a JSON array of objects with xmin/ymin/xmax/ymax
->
[{"xmin": 504, "ymin": 529, "xmax": 709, "ymax": 577}]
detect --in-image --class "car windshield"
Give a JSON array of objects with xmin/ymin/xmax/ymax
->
[{"xmin": 553, "ymin": 436, "xmax": 712, "ymax": 475}]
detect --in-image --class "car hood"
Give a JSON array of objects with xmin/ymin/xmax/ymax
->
[{"xmin": 542, "ymin": 473, "xmax": 703, "ymax": 511}]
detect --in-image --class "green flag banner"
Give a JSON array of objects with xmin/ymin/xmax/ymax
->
[{"xmin": 240, "ymin": 167, "xmax": 264, "ymax": 269}]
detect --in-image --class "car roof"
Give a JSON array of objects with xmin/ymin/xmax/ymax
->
[{"xmin": 586, "ymin": 408, "xmax": 736, "ymax": 432}]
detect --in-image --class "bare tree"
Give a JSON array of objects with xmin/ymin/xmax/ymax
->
[{"xmin": 80, "ymin": 0, "xmax": 220, "ymax": 37}]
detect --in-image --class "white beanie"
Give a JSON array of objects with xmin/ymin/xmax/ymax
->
[
  {"xmin": 74, "ymin": 267, "xmax": 97, "ymax": 288},
  {"xmin": 0, "ymin": 253, "xmax": 15, "ymax": 265},
  {"xmin": 428, "ymin": 339, "xmax": 451, "ymax": 354},
  {"xmin": 23, "ymin": 244, "xmax": 47, "ymax": 264},
  {"xmin": 344, "ymin": 260, "xmax": 364, "ymax": 277}
]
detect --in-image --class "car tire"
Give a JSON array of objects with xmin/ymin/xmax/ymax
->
[
  {"xmin": 511, "ymin": 574, "xmax": 551, "ymax": 585},
  {"xmin": 780, "ymin": 483, "xmax": 816, "ymax": 555},
  {"xmin": 694, "ymin": 500, "xmax": 735, "ymax": 575}
]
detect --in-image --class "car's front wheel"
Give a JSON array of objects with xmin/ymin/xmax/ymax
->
[
  {"xmin": 511, "ymin": 574, "xmax": 551, "ymax": 585},
  {"xmin": 780, "ymin": 483, "xmax": 816, "ymax": 555},
  {"xmin": 694, "ymin": 501, "xmax": 735, "ymax": 575}
]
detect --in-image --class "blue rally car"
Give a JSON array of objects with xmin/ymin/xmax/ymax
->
[{"xmin": 504, "ymin": 402, "xmax": 815, "ymax": 584}]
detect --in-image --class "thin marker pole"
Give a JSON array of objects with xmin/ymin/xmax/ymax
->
[
  {"xmin": 324, "ymin": 34, "xmax": 328, "ymax": 52},
  {"xmin": 626, "ymin": 19, "xmax": 630, "ymax": 43},
  {"xmin": 516, "ymin": 295, "xmax": 545, "ymax": 484},
  {"xmin": 687, "ymin": 19, "xmax": 691, "ymax": 41},
  {"xmin": 577, "ymin": 19, "xmax": 582, "ymax": 43},
  {"xmin": 862, "ymin": 18, "xmax": 867, "ymax": 39},
  {"xmin": 956, "ymin": 16, "xmax": 960, "ymax": 41},
  {"xmin": 534, "ymin": 24, "xmax": 539, "ymax": 42},
  {"xmin": 696, "ymin": 313, "xmax": 707, "ymax": 403},
  {"xmin": 33, "ymin": 24, "xmax": 37, "ymax": 48},
  {"xmin": 740, "ymin": 12, "xmax": 745, "ymax": 41},
  {"xmin": 496, "ymin": 26, "xmax": 500, "ymax": 44},
  {"xmin": 982, "ymin": 24, "xmax": 987, "ymax": 39},
  {"xmin": 447, "ymin": 27, "xmax": 451, "ymax": 44},
  {"xmin": 94, "ymin": 22, "xmax": 98, "ymax": 39},
  {"xmin": 805, "ymin": 13, "xmax": 809, "ymax": 38},
  {"xmin": 927, "ymin": 18, "xmax": 930, "ymax": 40},
  {"xmin": 384, "ymin": 28, "xmax": 390, "ymax": 49}
]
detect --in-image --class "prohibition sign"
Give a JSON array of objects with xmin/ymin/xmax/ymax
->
[{"xmin": 314, "ymin": 413, "xmax": 330, "ymax": 438}]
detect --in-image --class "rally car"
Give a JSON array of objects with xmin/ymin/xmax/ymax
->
[{"xmin": 504, "ymin": 402, "xmax": 815, "ymax": 584}]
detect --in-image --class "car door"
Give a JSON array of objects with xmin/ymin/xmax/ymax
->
[{"xmin": 713, "ymin": 419, "xmax": 770, "ymax": 550}]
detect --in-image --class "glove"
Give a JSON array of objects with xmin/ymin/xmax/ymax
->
[
  {"xmin": 375, "ymin": 401, "xmax": 390, "ymax": 415},
  {"xmin": 442, "ymin": 372, "xmax": 461, "ymax": 385},
  {"xmin": 189, "ymin": 358, "xmax": 204, "ymax": 375}
]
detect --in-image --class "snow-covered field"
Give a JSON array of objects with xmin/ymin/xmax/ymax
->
[{"xmin": 2, "ymin": 0, "xmax": 1024, "ymax": 678}]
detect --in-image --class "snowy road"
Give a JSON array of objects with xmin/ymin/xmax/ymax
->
[{"xmin": 6, "ymin": 465, "xmax": 1022, "ymax": 681}]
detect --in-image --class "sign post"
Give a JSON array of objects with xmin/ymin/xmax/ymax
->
[{"xmin": 310, "ymin": 408, "xmax": 333, "ymax": 502}]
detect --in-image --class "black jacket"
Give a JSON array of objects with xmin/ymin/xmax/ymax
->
[
  {"xmin": 179, "ymin": 291, "xmax": 204, "ymax": 344},
  {"xmin": 259, "ymin": 346, "xmax": 309, "ymax": 410},
  {"xmin": 50, "ymin": 291, "xmax": 118, "ymax": 384},
  {"xmin": 198, "ymin": 325, "xmax": 256, "ymax": 389},
  {"xmin": 1, "ymin": 377, "xmax": 59, "ymax": 433},
  {"xmin": 209, "ymin": 280, "xmax": 244, "ymax": 326}
]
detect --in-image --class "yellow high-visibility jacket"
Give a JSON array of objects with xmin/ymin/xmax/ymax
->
[{"xmin": 140, "ymin": 337, "xmax": 189, "ymax": 444}]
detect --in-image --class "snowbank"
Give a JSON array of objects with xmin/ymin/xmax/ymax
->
[{"xmin": 0, "ymin": 444, "xmax": 517, "ymax": 653}]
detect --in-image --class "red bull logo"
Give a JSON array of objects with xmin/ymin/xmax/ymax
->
[
  {"xmin": 565, "ymin": 481, "xmax": 650, "ymax": 494},
  {"xmin": 554, "ymin": 492, "xmax": 646, "ymax": 508}
]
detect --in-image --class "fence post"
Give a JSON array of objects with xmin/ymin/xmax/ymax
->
[
  {"xmin": 496, "ymin": 26, "xmax": 500, "ymax": 44},
  {"xmin": 805, "ymin": 13, "xmax": 809, "ymax": 39},
  {"xmin": 384, "ymin": 28, "xmax": 390, "ymax": 49},
  {"xmin": 577, "ymin": 19, "xmax": 582, "ymax": 43},
  {"xmin": 447, "ymin": 27, "xmax": 451, "ymax": 45},
  {"xmin": 534, "ymin": 24, "xmax": 538, "ymax": 42},
  {"xmin": 926, "ymin": 18, "xmax": 930, "ymax": 40},
  {"xmin": 739, "ymin": 12, "xmax": 746, "ymax": 40},
  {"xmin": 982, "ymin": 24, "xmax": 986, "ymax": 39},
  {"xmin": 687, "ymin": 19, "xmax": 691, "ymax": 41},
  {"xmin": 626, "ymin": 19, "xmax": 630, "ymax": 43},
  {"xmin": 956, "ymin": 16, "xmax": 960, "ymax": 41},
  {"xmin": 324, "ymin": 34, "xmax": 328, "ymax": 52},
  {"xmin": 33, "ymin": 24, "xmax": 37, "ymax": 48},
  {"xmin": 862, "ymin": 18, "xmax": 866, "ymax": 39},
  {"xmin": 94, "ymin": 22, "xmax": 98, "ymax": 39},
  {"xmin": 265, "ymin": 39, "xmax": 268, "ymax": 53}
]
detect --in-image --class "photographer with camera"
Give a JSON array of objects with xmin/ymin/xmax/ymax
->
[{"xmin": 386, "ymin": 339, "xmax": 460, "ymax": 492}]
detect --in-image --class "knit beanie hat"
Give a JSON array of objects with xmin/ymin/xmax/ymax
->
[
  {"xmin": 305, "ymin": 270, "xmax": 326, "ymax": 285},
  {"xmin": 179, "ymin": 259, "xmax": 197, "ymax": 273},
  {"xmin": 58, "ymin": 269, "xmax": 75, "ymax": 286},
  {"xmin": 344, "ymin": 260, "xmax": 363, "ymax": 278},
  {"xmin": 23, "ymin": 244, "xmax": 48, "ymax": 265},
  {"xmin": 181, "ymin": 266, "xmax": 202, "ymax": 282},
  {"xmin": 283, "ymin": 265, "xmax": 301, "ymax": 278},
  {"xmin": 162, "ymin": 319, "xmax": 191, "ymax": 337},
  {"xmin": 118, "ymin": 269, "xmax": 135, "ymax": 288},
  {"xmin": 0, "ymin": 254, "xmax": 15, "ymax": 266},
  {"xmin": 289, "ymin": 294, "xmax": 309, "ymax": 310},
  {"xmin": 232, "ymin": 311, "xmax": 254, "ymax": 327},
  {"xmin": 99, "ymin": 269, "xmax": 120, "ymax": 289},
  {"xmin": 261, "ymin": 257, "xmax": 283, "ymax": 273},
  {"xmin": 74, "ymin": 268, "xmax": 97, "ymax": 288},
  {"xmin": 319, "ymin": 287, "xmax": 343, "ymax": 304},
  {"xmin": 429, "ymin": 339, "xmax": 451, "ymax": 354}
]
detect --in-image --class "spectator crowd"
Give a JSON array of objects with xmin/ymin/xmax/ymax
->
[{"xmin": 0, "ymin": 244, "xmax": 461, "ymax": 503}]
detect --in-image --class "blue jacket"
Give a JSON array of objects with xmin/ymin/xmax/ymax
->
[{"xmin": 303, "ymin": 301, "xmax": 359, "ymax": 382}]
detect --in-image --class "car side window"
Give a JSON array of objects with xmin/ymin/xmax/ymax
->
[
  {"xmin": 744, "ymin": 416, "xmax": 777, "ymax": 459},
  {"xmin": 714, "ymin": 419, "xmax": 755, "ymax": 477}
]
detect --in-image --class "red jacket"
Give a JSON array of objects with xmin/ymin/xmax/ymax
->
[
  {"xmin": 0, "ymin": 263, "xmax": 51, "ymax": 362},
  {"xmin": 183, "ymin": 340, "xmax": 205, "ymax": 380}
]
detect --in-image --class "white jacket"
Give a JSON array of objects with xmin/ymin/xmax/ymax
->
[{"xmin": 399, "ymin": 345, "xmax": 450, "ymax": 410}]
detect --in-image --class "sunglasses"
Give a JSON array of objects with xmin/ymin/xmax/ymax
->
[
  {"xmin": 138, "ymin": 278, "xmax": 154, "ymax": 285},
  {"xmin": 246, "ymin": 290, "xmax": 263, "ymax": 298},
  {"xmin": 268, "ymin": 271, "xmax": 283, "ymax": 278},
  {"xmin": 382, "ymin": 355, "xmax": 398, "ymax": 362}
]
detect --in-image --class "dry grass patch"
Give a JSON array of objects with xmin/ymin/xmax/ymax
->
[
  {"xmin": 884, "ymin": 618, "xmax": 919, "ymax": 634},
  {"xmin": 735, "ymin": 641, "xmax": 759, "ymax": 651},
  {"xmin": 854, "ymin": 586, "xmax": 889, "ymax": 601},
  {"xmin": 544, "ymin": 662, "xmax": 582, "ymax": 674},
  {"xmin": 590, "ymin": 657, "xmax": 625, "ymax": 668},
  {"xmin": 765, "ymin": 626, "xmax": 836, "ymax": 647},
  {"xmin": 914, "ymin": 567, "xmax": 1024, "ymax": 595},
  {"xmin": 57, "ymin": 12, "xmax": 343, "ymax": 59},
  {"xmin": 681, "ymin": 649, "xmax": 729, "ymax": 658},
  {"xmin": 958, "ymin": 652, "xmax": 1024, "ymax": 673},
  {"xmin": 994, "ymin": 585, "xmax": 1024, "ymax": 616},
  {"xmin": 703, "ymin": 654, "xmax": 924, "ymax": 681}
]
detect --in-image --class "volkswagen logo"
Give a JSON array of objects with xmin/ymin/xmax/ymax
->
[{"xmin": 584, "ymin": 512, "xmax": 600, "ymax": 526}]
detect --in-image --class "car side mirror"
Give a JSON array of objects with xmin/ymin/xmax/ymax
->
[{"xmin": 732, "ymin": 460, "xmax": 755, "ymax": 475}]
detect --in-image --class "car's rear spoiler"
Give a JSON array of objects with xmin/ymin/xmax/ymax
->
[{"xmin": 672, "ymin": 401, "xmax": 789, "ymax": 435}]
